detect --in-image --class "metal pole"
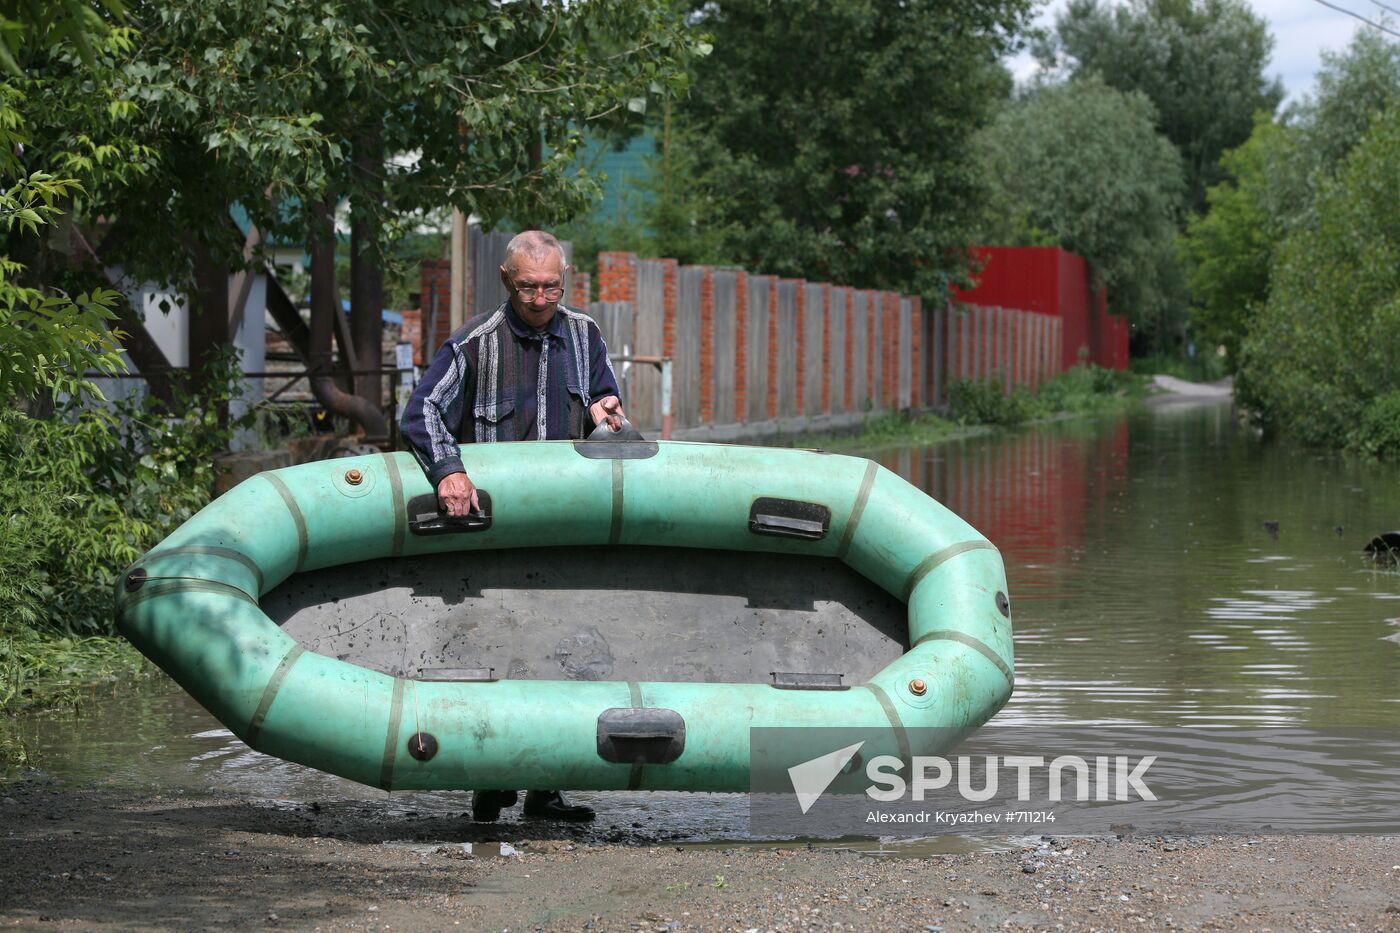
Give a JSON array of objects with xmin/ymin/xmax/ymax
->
[{"xmin": 661, "ymin": 358, "xmax": 673, "ymax": 440}]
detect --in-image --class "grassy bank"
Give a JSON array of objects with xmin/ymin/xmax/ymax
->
[
  {"xmin": 1, "ymin": 626, "xmax": 154, "ymax": 770},
  {"xmin": 1, "ymin": 626, "xmax": 151, "ymax": 715},
  {"xmin": 787, "ymin": 364, "xmax": 1146, "ymax": 451}
]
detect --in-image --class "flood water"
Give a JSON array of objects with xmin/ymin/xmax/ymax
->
[{"xmin": 6, "ymin": 398, "xmax": 1398, "ymax": 842}]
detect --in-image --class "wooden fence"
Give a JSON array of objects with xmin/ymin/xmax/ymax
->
[
  {"xmin": 417, "ymin": 245, "xmax": 1066, "ymax": 438},
  {"xmin": 586, "ymin": 252, "xmax": 1063, "ymax": 436}
]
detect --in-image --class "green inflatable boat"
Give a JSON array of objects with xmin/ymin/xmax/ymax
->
[{"xmin": 115, "ymin": 440, "xmax": 1014, "ymax": 793}]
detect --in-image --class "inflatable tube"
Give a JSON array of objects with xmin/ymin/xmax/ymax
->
[{"xmin": 115, "ymin": 440, "xmax": 1014, "ymax": 793}]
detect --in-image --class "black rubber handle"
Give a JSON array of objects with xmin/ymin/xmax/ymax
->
[
  {"xmin": 748, "ymin": 496, "xmax": 831, "ymax": 541},
  {"xmin": 407, "ymin": 490, "xmax": 492, "ymax": 536}
]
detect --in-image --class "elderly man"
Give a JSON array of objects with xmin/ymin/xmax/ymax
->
[{"xmin": 400, "ymin": 229, "xmax": 626, "ymax": 823}]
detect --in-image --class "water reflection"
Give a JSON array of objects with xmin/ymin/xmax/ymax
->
[{"xmin": 867, "ymin": 406, "xmax": 1399, "ymax": 729}]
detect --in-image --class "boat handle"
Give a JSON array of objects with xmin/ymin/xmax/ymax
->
[
  {"xmin": 597, "ymin": 707, "xmax": 686, "ymax": 765},
  {"xmin": 407, "ymin": 491, "xmax": 493, "ymax": 536},
  {"xmin": 748, "ymin": 496, "xmax": 831, "ymax": 541}
]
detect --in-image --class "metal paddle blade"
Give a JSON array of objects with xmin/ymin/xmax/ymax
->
[{"xmin": 587, "ymin": 416, "xmax": 646, "ymax": 442}]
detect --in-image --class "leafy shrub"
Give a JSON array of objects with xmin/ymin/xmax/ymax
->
[
  {"xmin": 949, "ymin": 377, "xmax": 1034, "ymax": 426},
  {"xmin": 1032, "ymin": 364, "xmax": 1137, "ymax": 415},
  {"xmin": 1349, "ymin": 391, "xmax": 1400, "ymax": 459},
  {"xmin": 1238, "ymin": 106, "xmax": 1400, "ymax": 453},
  {"xmin": 0, "ymin": 351, "xmax": 256, "ymax": 635}
]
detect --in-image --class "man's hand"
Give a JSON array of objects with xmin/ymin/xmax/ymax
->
[
  {"xmin": 437, "ymin": 471, "xmax": 481, "ymax": 518},
  {"xmin": 589, "ymin": 395, "xmax": 626, "ymax": 433}
]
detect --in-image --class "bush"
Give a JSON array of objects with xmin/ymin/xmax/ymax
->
[
  {"xmin": 0, "ymin": 351, "xmax": 255, "ymax": 636},
  {"xmin": 1350, "ymin": 391, "xmax": 1400, "ymax": 459},
  {"xmin": 1238, "ymin": 106, "xmax": 1400, "ymax": 454},
  {"xmin": 949, "ymin": 377, "xmax": 1034, "ymax": 426}
]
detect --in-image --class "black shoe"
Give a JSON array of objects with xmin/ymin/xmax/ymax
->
[
  {"xmin": 522, "ymin": 790, "xmax": 595, "ymax": 822},
  {"xmin": 471, "ymin": 789, "xmax": 519, "ymax": 823}
]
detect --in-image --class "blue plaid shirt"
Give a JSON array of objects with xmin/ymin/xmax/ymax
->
[{"xmin": 401, "ymin": 300, "xmax": 622, "ymax": 487}]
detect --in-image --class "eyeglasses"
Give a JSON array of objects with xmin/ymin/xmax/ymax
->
[{"xmin": 510, "ymin": 281, "xmax": 565, "ymax": 301}]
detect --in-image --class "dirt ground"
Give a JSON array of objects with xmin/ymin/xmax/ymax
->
[{"xmin": 1, "ymin": 777, "xmax": 1397, "ymax": 932}]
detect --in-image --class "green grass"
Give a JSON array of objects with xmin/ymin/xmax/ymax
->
[
  {"xmin": 782, "ymin": 410, "xmax": 968, "ymax": 452},
  {"xmin": 1, "ymin": 626, "xmax": 152, "ymax": 715},
  {"xmin": 778, "ymin": 366, "xmax": 1148, "ymax": 451},
  {"xmin": 1130, "ymin": 351, "xmax": 1228, "ymax": 383}
]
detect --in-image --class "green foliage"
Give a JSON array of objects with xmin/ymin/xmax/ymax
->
[
  {"xmin": 1129, "ymin": 350, "xmax": 1226, "ymax": 382},
  {"xmin": 0, "ymin": 351, "xmax": 256, "ymax": 636},
  {"xmin": 950, "ymin": 377, "xmax": 1035, "ymax": 426},
  {"xmin": 1033, "ymin": 362, "xmax": 1141, "ymax": 412},
  {"xmin": 674, "ymin": 0, "xmax": 1032, "ymax": 294},
  {"xmin": 1178, "ymin": 118, "xmax": 1293, "ymax": 369},
  {"xmin": 0, "ymin": 625, "xmax": 149, "ymax": 715},
  {"xmin": 1352, "ymin": 392, "xmax": 1400, "ymax": 460},
  {"xmin": 1237, "ymin": 105, "xmax": 1400, "ymax": 455},
  {"xmin": 0, "ymin": 33, "xmax": 133, "ymax": 405},
  {"xmin": 0, "ymin": 0, "xmax": 125, "ymax": 76},
  {"xmin": 1181, "ymin": 28, "xmax": 1400, "ymax": 380},
  {"xmin": 976, "ymin": 77, "xmax": 1185, "ymax": 345},
  {"xmin": 1038, "ymin": 0, "xmax": 1283, "ymax": 212},
  {"xmin": 787, "ymin": 411, "xmax": 962, "ymax": 452},
  {"xmin": 1290, "ymin": 28, "xmax": 1400, "ymax": 188},
  {"xmin": 951, "ymin": 365, "xmax": 1142, "ymax": 427},
  {"xmin": 68, "ymin": 0, "xmax": 705, "ymax": 288}
]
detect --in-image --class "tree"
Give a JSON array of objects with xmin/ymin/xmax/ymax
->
[
  {"xmin": 1179, "ymin": 26, "xmax": 1400, "ymax": 371},
  {"xmin": 1039, "ymin": 0, "xmax": 1283, "ymax": 212},
  {"xmin": 1286, "ymin": 27, "xmax": 1400, "ymax": 216},
  {"xmin": 1178, "ymin": 117, "xmax": 1294, "ymax": 368},
  {"xmin": 1237, "ymin": 104, "xmax": 1400, "ymax": 453},
  {"xmin": 15, "ymin": 1, "xmax": 700, "ymax": 425},
  {"xmin": 975, "ymin": 77, "xmax": 1184, "ymax": 345},
  {"xmin": 675, "ymin": 0, "xmax": 1032, "ymax": 295},
  {"xmin": 0, "ymin": 5, "xmax": 135, "ymax": 406}
]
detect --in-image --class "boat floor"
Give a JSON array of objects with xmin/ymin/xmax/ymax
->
[{"xmin": 263, "ymin": 546, "xmax": 907, "ymax": 685}]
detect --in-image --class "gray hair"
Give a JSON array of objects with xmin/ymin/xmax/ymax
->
[{"xmin": 503, "ymin": 230, "xmax": 567, "ymax": 275}]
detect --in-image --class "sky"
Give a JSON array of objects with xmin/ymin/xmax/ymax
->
[{"xmin": 1007, "ymin": 0, "xmax": 1389, "ymax": 106}]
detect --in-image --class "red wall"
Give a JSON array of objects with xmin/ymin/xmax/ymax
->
[{"xmin": 952, "ymin": 246, "xmax": 1127, "ymax": 371}]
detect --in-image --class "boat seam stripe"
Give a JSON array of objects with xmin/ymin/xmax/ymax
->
[
  {"xmin": 136, "ymin": 547, "xmax": 263, "ymax": 595},
  {"xmin": 902, "ymin": 541, "xmax": 997, "ymax": 603},
  {"xmin": 915, "ymin": 630, "xmax": 1015, "ymax": 689},
  {"xmin": 244, "ymin": 645, "xmax": 305, "ymax": 749},
  {"xmin": 121, "ymin": 578, "xmax": 258, "ymax": 610},
  {"xmin": 264, "ymin": 473, "xmax": 309, "ymax": 572},
  {"xmin": 865, "ymin": 684, "xmax": 911, "ymax": 770},
  {"xmin": 608, "ymin": 459, "xmax": 625, "ymax": 546},
  {"xmin": 627, "ymin": 681, "xmax": 644, "ymax": 790},
  {"xmin": 836, "ymin": 461, "xmax": 878, "ymax": 561},
  {"xmin": 380, "ymin": 677, "xmax": 406, "ymax": 790},
  {"xmin": 383, "ymin": 454, "xmax": 406, "ymax": 557}
]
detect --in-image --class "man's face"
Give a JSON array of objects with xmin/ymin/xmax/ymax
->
[{"xmin": 502, "ymin": 253, "xmax": 565, "ymax": 330}]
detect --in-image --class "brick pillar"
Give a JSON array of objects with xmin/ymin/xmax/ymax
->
[
  {"xmin": 793, "ymin": 280, "xmax": 806, "ymax": 416},
  {"xmin": 699, "ymin": 266, "xmax": 714, "ymax": 424},
  {"xmin": 843, "ymin": 290, "xmax": 855, "ymax": 412},
  {"xmin": 821, "ymin": 284, "xmax": 832, "ymax": 413},
  {"xmin": 661, "ymin": 259, "xmax": 678, "ymax": 361},
  {"xmin": 734, "ymin": 272, "xmax": 748, "ymax": 423},
  {"xmin": 882, "ymin": 293, "xmax": 898, "ymax": 410},
  {"xmin": 569, "ymin": 271, "xmax": 591, "ymax": 307},
  {"xmin": 766, "ymin": 278, "xmax": 779, "ymax": 420},
  {"xmin": 910, "ymin": 296, "xmax": 922, "ymax": 409},
  {"xmin": 866, "ymin": 290, "xmax": 878, "ymax": 408},
  {"xmin": 598, "ymin": 252, "xmax": 637, "ymax": 303}
]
